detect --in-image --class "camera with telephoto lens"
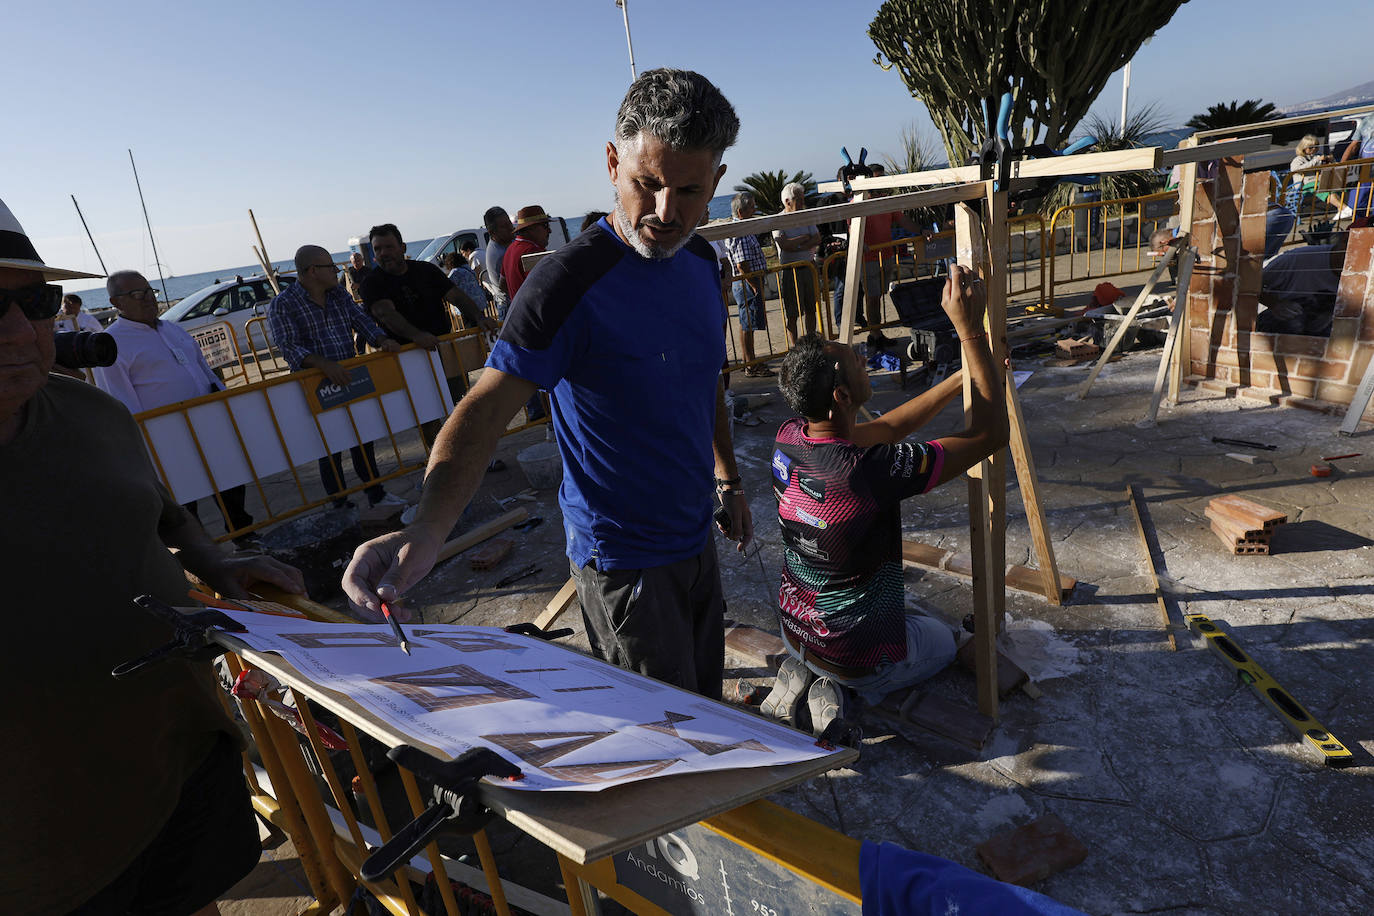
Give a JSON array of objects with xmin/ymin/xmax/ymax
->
[{"xmin": 53, "ymin": 331, "xmax": 118, "ymax": 369}]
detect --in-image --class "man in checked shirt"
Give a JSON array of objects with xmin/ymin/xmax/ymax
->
[
  {"xmin": 722, "ymin": 191, "xmax": 775, "ymax": 377},
  {"xmin": 268, "ymin": 245, "xmax": 406, "ymax": 509}
]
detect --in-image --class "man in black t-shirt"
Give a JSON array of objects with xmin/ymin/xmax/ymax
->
[{"xmin": 361, "ymin": 222, "xmax": 495, "ymax": 348}]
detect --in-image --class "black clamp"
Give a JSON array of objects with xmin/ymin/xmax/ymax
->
[
  {"xmin": 360, "ymin": 746, "xmax": 522, "ymax": 882},
  {"xmin": 837, "ymin": 146, "xmax": 872, "ymax": 196},
  {"xmin": 111, "ymin": 594, "xmax": 246, "ymax": 679},
  {"xmin": 504, "ymin": 621, "xmax": 574, "ymax": 641}
]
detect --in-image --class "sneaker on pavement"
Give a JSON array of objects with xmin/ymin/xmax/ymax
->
[
  {"xmin": 807, "ymin": 677, "xmax": 854, "ymax": 737},
  {"xmin": 369, "ymin": 492, "xmax": 409, "ymax": 509},
  {"xmin": 759, "ymin": 656, "xmax": 815, "ymax": 724},
  {"xmin": 400, "ymin": 505, "xmax": 418, "ymax": 526}
]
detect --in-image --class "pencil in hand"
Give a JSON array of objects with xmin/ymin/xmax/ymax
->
[{"xmin": 380, "ymin": 601, "xmax": 411, "ymax": 655}]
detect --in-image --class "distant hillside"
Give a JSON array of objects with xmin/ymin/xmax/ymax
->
[{"xmin": 1281, "ymin": 79, "xmax": 1374, "ymax": 114}]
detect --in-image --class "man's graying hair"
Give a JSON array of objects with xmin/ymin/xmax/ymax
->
[
  {"xmin": 614, "ymin": 68, "xmax": 739, "ymax": 159},
  {"xmin": 731, "ymin": 191, "xmax": 754, "ymax": 219}
]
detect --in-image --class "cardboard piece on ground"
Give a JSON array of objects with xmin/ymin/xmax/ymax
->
[
  {"xmin": 976, "ymin": 814, "xmax": 1088, "ymax": 886},
  {"xmin": 956, "ymin": 639, "xmax": 1029, "ymax": 698},
  {"xmin": 358, "ymin": 500, "xmax": 406, "ymax": 536},
  {"xmin": 468, "ymin": 537, "xmax": 515, "ymax": 570}
]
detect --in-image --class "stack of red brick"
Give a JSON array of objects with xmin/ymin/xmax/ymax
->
[{"xmin": 1205, "ymin": 494, "xmax": 1287, "ymax": 555}]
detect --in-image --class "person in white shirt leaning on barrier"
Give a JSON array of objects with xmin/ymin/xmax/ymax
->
[
  {"xmin": 761, "ymin": 265, "xmax": 1008, "ymax": 737},
  {"xmin": 95, "ymin": 269, "xmax": 260, "ymax": 546},
  {"xmin": 267, "ymin": 245, "xmax": 408, "ymax": 510},
  {"xmin": 771, "ymin": 181, "xmax": 821, "ymax": 348}
]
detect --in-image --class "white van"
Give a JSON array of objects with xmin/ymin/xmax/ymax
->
[{"xmin": 411, "ymin": 216, "xmax": 574, "ymax": 269}]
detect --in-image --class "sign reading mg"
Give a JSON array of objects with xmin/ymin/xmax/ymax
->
[
  {"xmin": 192, "ymin": 321, "xmax": 239, "ymax": 370},
  {"xmin": 310, "ymin": 365, "xmax": 378, "ymax": 411}
]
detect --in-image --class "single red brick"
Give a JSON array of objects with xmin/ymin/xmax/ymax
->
[
  {"xmin": 976, "ymin": 814, "xmax": 1089, "ymax": 887},
  {"xmin": 1345, "ymin": 227, "xmax": 1374, "ymax": 276},
  {"xmin": 1326, "ymin": 323, "xmax": 1358, "ymax": 360},
  {"xmin": 1316, "ymin": 380, "xmax": 1357, "ymax": 404},
  {"xmin": 1335, "ymin": 274, "xmax": 1368, "ymax": 318}
]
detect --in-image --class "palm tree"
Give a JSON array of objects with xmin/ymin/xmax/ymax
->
[
  {"xmin": 1185, "ymin": 99, "xmax": 1281, "ymax": 132},
  {"xmin": 882, "ymin": 122, "xmax": 943, "ymax": 176},
  {"xmin": 733, "ymin": 169, "xmax": 815, "ymax": 215}
]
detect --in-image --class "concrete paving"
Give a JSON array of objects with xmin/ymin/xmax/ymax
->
[{"xmin": 220, "ymin": 337, "xmax": 1374, "ymax": 914}]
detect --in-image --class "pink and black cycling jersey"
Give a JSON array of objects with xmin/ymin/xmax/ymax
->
[{"xmin": 772, "ymin": 417, "xmax": 944, "ymax": 669}]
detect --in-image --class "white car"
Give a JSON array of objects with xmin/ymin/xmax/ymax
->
[{"xmin": 159, "ymin": 275, "xmax": 294, "ymax": 356}]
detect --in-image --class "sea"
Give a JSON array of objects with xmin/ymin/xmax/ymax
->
[{"xmin": 64, "ymin": 194, "xmax": 738, "ymax": 304}]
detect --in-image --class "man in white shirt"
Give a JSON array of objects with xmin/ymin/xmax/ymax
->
[
  {"xmin": 95, "ymin": 269, "xmax": 258, "ymax": 544},
  {"xmin": 56, "ymin": 293, "xmax": 103, "ymax": 332}
]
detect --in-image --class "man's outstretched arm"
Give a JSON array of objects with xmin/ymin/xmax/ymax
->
[
  {"xmin": 848, "ymin": 369, "xmax": 964, "ymax": 448},
  {"xmin": 342, "ymin": 367, "xmax": 535, "ymax": 616}
]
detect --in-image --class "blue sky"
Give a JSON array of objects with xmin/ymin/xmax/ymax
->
[{"xmin": 10, "ymin": 0, "xmax": 1373, "ymax": 291}]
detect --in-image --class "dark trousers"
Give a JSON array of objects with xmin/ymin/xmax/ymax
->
[
  {"xmin": 570, "ymin": 542, "xmax": 725, "ymax": 700},
  {"xmin": 319, "ymin": 443, "xmax": 384, "ymax": 505},
  {"xmin": 184, "ymin": 484, "xmax": 252, "ymax": 534}
]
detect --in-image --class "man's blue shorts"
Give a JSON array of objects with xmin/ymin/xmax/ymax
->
[{"xmin": 732, "ymin": 280, "xmax": 765, "ymax": 331}]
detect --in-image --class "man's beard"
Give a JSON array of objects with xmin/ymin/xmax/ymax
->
[{"xmin": 614, "ymin": 192, "xmax": 692, "ymax": 260}]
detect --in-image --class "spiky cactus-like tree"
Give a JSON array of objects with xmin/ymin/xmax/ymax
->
[{"xmin": 868, "ymin": 0, "xmax": 1190, "ymax": 166}]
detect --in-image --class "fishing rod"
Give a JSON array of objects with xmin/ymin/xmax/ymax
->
[
  {"xmin": 128, "ymin": 149, "xmax": 170, "ymax": 302},
  {"xmin": 70, "ymin": 195, "xmax": 108, "ymax": 276}
]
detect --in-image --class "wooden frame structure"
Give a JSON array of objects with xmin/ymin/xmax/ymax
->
[{"xmin": 521, "ymin": 137, "xmax": 1266, "ymax": 720}]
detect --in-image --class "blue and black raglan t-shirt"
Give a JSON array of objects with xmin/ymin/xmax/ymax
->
[{"xmin": 486, "ymin": 217, "xmax": 728, "ymax": 571}]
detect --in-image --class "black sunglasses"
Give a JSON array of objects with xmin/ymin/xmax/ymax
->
[{"xmin": 0, "ymin": 283, "xmax": 64, "ymax": 321}]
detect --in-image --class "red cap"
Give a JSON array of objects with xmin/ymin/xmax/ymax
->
[{"xmin": 1093, "ymin": 282, "xmax": 1125, "ymax": 305}]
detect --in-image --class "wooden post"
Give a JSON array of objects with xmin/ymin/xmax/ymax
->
[
  {"xmin": 1142, "ymin": 244, "xmax": 1196, "ymax": 427},
  {"xmin": 955, "ymin": 189, "xmax": 1006, "ymax": 719},
  {"xmin": 838, "ymin": 191, "xmax": 868, "ymax": 345},
  {"xmin": 1170, "ymin": 137, "xmax": 1200, "ymax": 403},
  {"xmin": 1005, "ymin": 371, "xmax": 1063, "ymax": 605}
]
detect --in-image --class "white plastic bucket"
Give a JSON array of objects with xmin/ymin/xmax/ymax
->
[{"xmin": 517, "ymin": 442, "xmax": 563, "ymax": 490}]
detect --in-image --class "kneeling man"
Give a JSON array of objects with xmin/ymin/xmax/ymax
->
[{"xmin": 764, "ymin": 265, "xmax": 1008, "ymax": 734}]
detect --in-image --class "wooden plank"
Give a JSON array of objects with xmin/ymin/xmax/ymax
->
[
  {"xmin": 1004, "ymin": 364, "xmax": 1063, "ymax": 606},
  {"xmin": 247, "ymin": 583, "xmax": 356, "ymax": 624},
  {"xmin": 838, "ymin": 191, "xmax": 869, "ymax": 345},
  {"xmin": 899, "ymin": 541, "xmax": 1076, "ymax": 600},
  {"xmin": 1124, "ymin": 484, "xmax": 1179, "ymax": 651},
  {"xmin": 1159, "ymin": 135, "xmax": 1271, "ymax": 167},
  {"xmin": 900, "ymin": 691, "xmax": 995, "ymax": 750},
  {"xmin": 1143, "ymin": 244, "xmax": 1195, "ymax": 423},
  {"xmin": 724, "ymin": 623, "xmax": 786, "ymax": 669},
  {"xmin": 1009, "ymin": 146, "xmax": 1160, "ymax": 179},
  {"xmin": 435, "ymin": 507, "xmax": 529, "ymax": 563},
  {"xmin": 1171, "ymin": 137, "xmax": 1200, "ymax": 404},
  {"xmin": 819, "ymin": 145, "xmax": 1165, "ymax": 195},
  {"xmin": 954, "ymin": 194, "xmax": 1002, "ymax": 720},
  {"xmin": 1074, "ymin": 245, "xmax": 1177, "ymax": 400},
  {"xmin": 534, "ymin": 576, "xmax": 579, "ymax": 630}
]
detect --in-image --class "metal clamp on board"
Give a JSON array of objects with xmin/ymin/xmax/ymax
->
[
  {"xmin": 360, "ymin": 746, "xmax": 522, "ymax": 882},
  {"xmin": 503, "ymin": 621, "xmax": 574, "ymax": 641},
  {"xmin": 111, "ymin": 594, "xmax": 245, "ymax": 679}
]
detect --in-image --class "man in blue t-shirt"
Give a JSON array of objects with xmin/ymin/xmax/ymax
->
[
  {"xmin": 762, "ymin": 265, "xmax": 1008, "ymax": 735},
  {"xmin": 344, "ymin": 69, "xmax": 753, "ymax": 699}
]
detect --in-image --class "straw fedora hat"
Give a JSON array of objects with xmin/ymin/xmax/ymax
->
[
  {"xmin": 0, "ymin": 198, "xmax": 103, "ymax": 281},
  {"xmin": 512, "ymin": 205, "xmax": 553, "ymax": 232}
]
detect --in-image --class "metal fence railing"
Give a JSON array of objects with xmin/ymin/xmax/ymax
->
[{"xmin": 1046, "ymin": 190, "xmax": 1179, "ymax": 312}]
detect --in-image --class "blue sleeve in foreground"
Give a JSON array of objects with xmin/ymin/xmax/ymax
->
[
  {"xmin": 859, "ymin": 841, "xmax": 1087, "ymax": 916},
  {"xmin": 487, "ymin": 338, "xmax": 569, "ymax": 391}
]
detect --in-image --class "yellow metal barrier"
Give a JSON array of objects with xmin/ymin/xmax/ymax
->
[
  {"xmin": 1046, "ymin": 189, "xmax": 1178, "ymax": 312},
  {"xmin": 722, "ymin": 259, "xmax": 826, "ymax": 374},
  {"xmin": 1276, "ymin": 156, "xmax": 1374, "ymax": 233},
  {"xmin": 243, "ymin": 315, "xmax": 293, "ymax": 383},
  {"xmin": 132, "ymin": 329, "xmax": 543, "ymax": 542}
]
